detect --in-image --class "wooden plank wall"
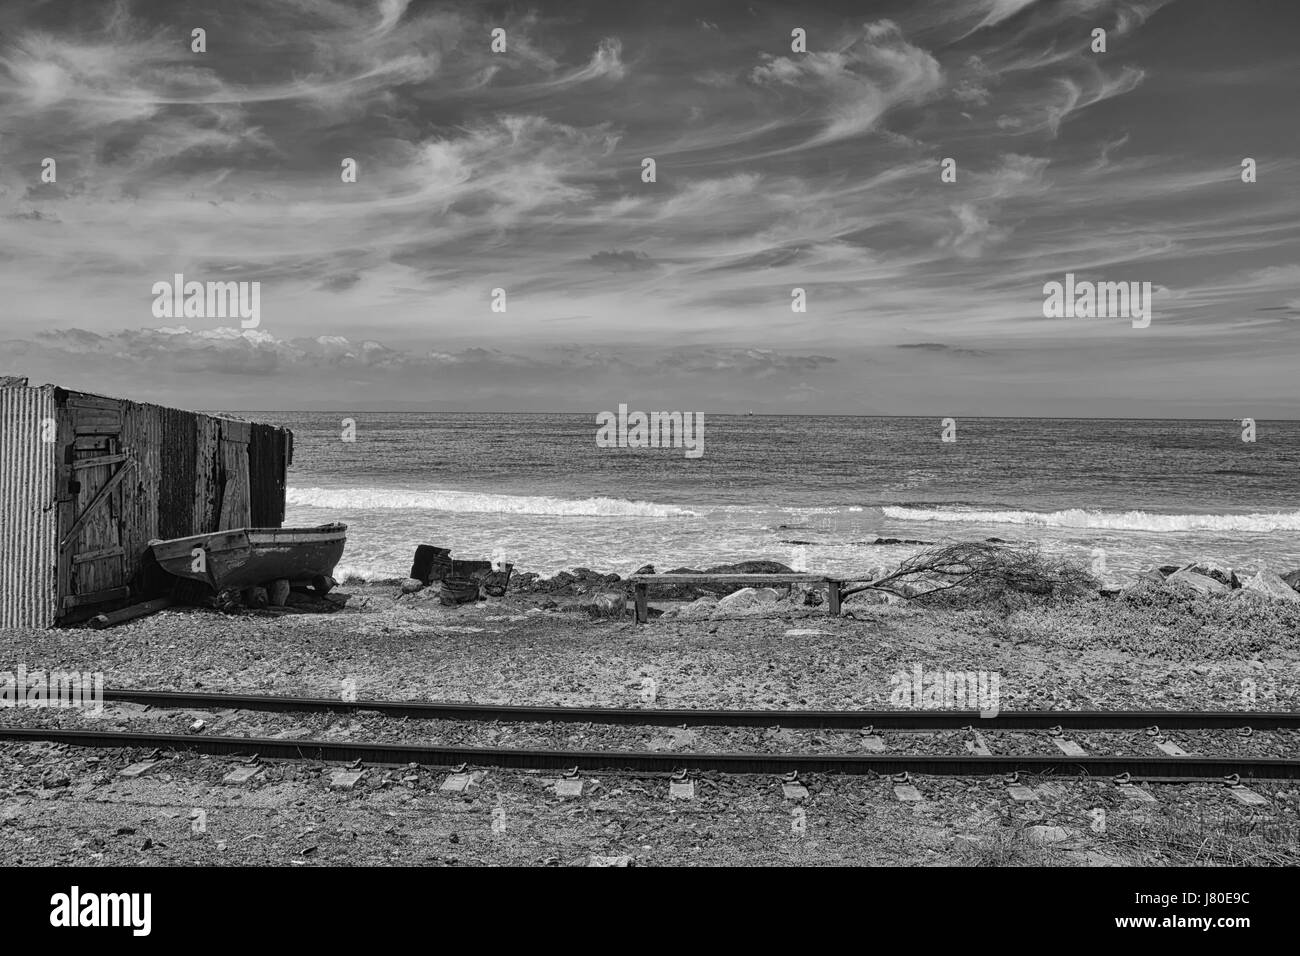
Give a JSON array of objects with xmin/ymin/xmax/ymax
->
[
  {"xmin": 157, "ymin": 405, "xmax": 197, "ymax": 540},
  {"xmin": 248, "ymin": 422, "xmax": 289, "ymax": 527},
  {"xmin": 46, "ymin": 392, "xmax": 291, "ymax": 623},
  {"xmin": 216, "ymin": 418, "xmax": 252, "ymax": 530},
  {"xmin": 193, "ymin": 414, "xmax": 223, "ymax": 535}
]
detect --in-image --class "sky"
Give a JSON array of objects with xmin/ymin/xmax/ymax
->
[{"xmin": 0, "ymin": 0, "xmax": 1297, "ymax": 415}]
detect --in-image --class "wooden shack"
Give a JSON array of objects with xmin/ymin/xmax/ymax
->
[{"xmin": 0, "ymin": 378, "xmax": 292, "ymax": 628}]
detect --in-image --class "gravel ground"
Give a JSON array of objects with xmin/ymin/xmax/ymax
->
[
  {"xmin": 3, "ymin": 739, "xmax": 1298, "ymax": 867},
  {"xmin": 1, "ymin": 583, "xmax": 1296, "ymax": 713},
  {"xmin": 3, "ymin": 582, "xmax": 1298, "ymax": 866}
]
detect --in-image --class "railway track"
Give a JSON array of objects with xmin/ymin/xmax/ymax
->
[
  {"xmin": 0, "ymin": 688, "xmax": 1296, "ymax": 779},
  {"xmin": 0, "ymin": 726, "xmax": 1296, "ymax": 778},
  {"xmin": 97, "ymin": 688, "xmax": 1300, "ymax": 731}
]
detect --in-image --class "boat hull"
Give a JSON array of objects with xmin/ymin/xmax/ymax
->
[{"xmin": 150, "ymin": 524, "xmax": 347, "ymax": 592}]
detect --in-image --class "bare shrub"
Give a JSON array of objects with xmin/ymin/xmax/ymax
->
[{"xmin": 846, "ymin": 543, "xmax": 1098, "ymax": 613}]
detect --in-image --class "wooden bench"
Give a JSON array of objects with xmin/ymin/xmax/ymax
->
[{"xmin": 626, "ymin": 573, "xmax": 847, "ymax": 624}]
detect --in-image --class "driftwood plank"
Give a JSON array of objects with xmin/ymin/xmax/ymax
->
[{"xmin": 89, "ymin": 597, "xmax": 172, "ymax": 629}]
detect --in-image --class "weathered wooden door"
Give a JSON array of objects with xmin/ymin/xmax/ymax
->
[{"xmin": 57, "ymin": 395, "xmax": 136, "ymax": 616}]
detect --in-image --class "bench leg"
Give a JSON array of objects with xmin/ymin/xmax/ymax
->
[
  {"xmin": 827, "ymin": 582, "xmax": 841, "ymax": 617},
  {"xmin": 634, "ymin": 583, "xmax": 648, "ymax": 624}
]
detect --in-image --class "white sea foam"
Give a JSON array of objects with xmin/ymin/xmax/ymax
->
[
  {"xmin": 286, "ymin": 487, "xmax": 698, "ymax": 518},
  {"xmin": 881, "ymin": 506, "xmax": 1300, "ymax": 533}
]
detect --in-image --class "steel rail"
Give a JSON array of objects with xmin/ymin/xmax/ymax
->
[
  {"xmin": 99, "ymin": 688, "xmax": 1300, "ymax": 731},
  {"xmin": 1, "ymin": 727, "xmax": 1297, "ymax": 778}
]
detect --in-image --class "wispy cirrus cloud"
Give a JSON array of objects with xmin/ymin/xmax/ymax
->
[{"xmin": 0, "ymin": 0, "xmax": 1296, "ymax": 415}]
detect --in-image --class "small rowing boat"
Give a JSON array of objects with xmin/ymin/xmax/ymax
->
[{"xmin": 149, "ymin": 524, "xmax": 347, "ymax": 592}]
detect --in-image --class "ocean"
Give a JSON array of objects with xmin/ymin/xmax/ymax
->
[{"xmin": 249, "ymin": 413, "xmax": 1300, "ymax": 584}]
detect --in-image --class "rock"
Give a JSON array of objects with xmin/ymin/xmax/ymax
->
[
  {"xmin": 586, "ymin": 591, "xmax": 627, "ymax": 619},
  {"xmin": 705, "ymin": 560, "xmax": 794, "ymax": 575},
  {"xmin": 543, "ymin": 571, "xmax": 576, "ymax": 591},
  {"xmin": 1158, "ymin": 565, "xmax": 1180, "ymax": 577},
  {"xmin": 1132, "ymin": 567, "xmax": 1166, "ymax": 585},
  {"xmin": 1165, "ymin": 569, "xmax": 1229, "ymax": 595},
  {"xmin": 713, "ymin": 587, "xmax": 780, "ymax": 616},
  {"xmin": 1026, "ymin": 825, "xmax": 1074, "ymax": 845},
  {"xmin": 632, "ymin": 564, "xmax": 655, "ymax": 575},
  {"xmin": 846, "ymin": 588, "xmax": 899, "ymax": 605},
  {"xmin": 509, "ymin": 572, "xmax": 539, "ymax": 592},
  {"xmin": 871, "ymin": 537, "xmax": 930, "ymax": 546},
  {"xmin": 786, "ymin": 583, "xmax": 823, "ymax": 606},
  {"xmin": 400, "ymin": 578, "xmax": 425, "ymax": 594},
  {"xmin": 650, "ymin": 568, "xmax": 709, "ymax": 600},
  {"xmin": 1282, "ymin": 570, "xmax": 1300, "ymax": 593},
  {"xmin": 1241, "ymin": 569, "xmax": 1300, "ymax": 603},
  {"xmin": 660, "ymin": 596, "xmax": 718, "ymax": 621},
  {"xmin": 1181, "ymin": 562, "xmax": 1239, "ymax": 589}
]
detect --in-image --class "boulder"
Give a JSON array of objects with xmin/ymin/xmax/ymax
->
[
  {"xmin": 510, "ymin": 572, "xmax": 540, "ymax": 592},
  {"xmin": 1157, "ymin": 565, "xmax": 1180, "ymax": 577},
  {"xmin": 539, "ymin": 571, "xmax": 577, "ymax": 593},
  {"xmin": 660, "ymin": 596, "xmax": 718, "ymax": 621},
  {"xmin": 847, "ymin": 589, "xmax": 901, "ymax": 605},
  {"xmin": 704, "ymin": 560, "xmax": 794, "ymax": 575},
  {"xmin": 785, "ymin": 583, "xmax": 823, "ymax": 607},
  {"xmin": 1165, "ymin": 569, "xmax": 1229, "ymax": 595},
  {"xmin": 1241, "ymin": 570, "xmax": 1300, "ymax": 603},
  {"xmin": 1026, "ymin": 825, "xmax": 1074, "ymax": 845},
  {"xmin": 1180, "ymin": 562, "xmax": 1239, "ymax": 589},
  {"xmin": 651, "ymin": 569, "xmax": 708, "ymax": 600},
  {"xmin": 1282, "ymin": 570, "xmax": 1300, "ymax": 593},
  {"xmin": 586, "ymin": 591, "xmax": 627, "ymax": 619},
  {"xmin": 632, "ymin": 564, "xmax": 655, "ymax": 576},
  {"xmin": 713, "ymin": 587, "xmax": 781, "ymax": 616},
  {"xmin": 400, "ymin": 577, "xmax": 425, "ymax": 594},
  {"xmin": 1132, "ymin": 567, "xmax": 1166, "ymax": 585}
]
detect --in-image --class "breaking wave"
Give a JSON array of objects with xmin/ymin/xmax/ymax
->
[
  {"xmin": 881, "ymin": 506, "xmax": 1300, "ymax": 533},
  {"xmin": 286, "ymin": 486, "xmax": 698, "ymax": 518}
]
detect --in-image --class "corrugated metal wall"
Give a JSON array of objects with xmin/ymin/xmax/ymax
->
[{"xmin": 0, "ymin": 386, "xmax": 58, "ymax": 628}]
